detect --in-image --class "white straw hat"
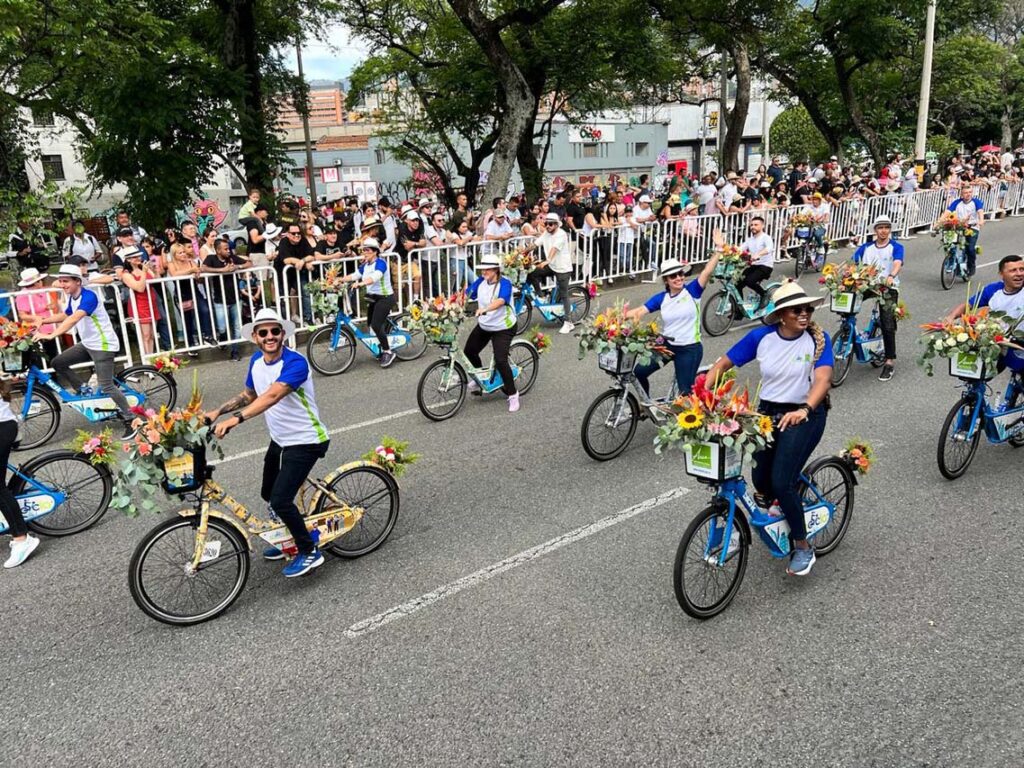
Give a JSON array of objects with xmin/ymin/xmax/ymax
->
[
  {"xmin": 18, "ymin": 268, "xmax": 46, "ymax": 287},
  {"xmin": 764, "ymin": 281, "xmax": 824, "ymax": 325},
  {"xmin": 240, "ymin": 307, "xmax": 297, "ymax": 340}
]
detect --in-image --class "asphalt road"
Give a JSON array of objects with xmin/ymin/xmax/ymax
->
[{"xmin": 3, "ymin": 218, "xmax": 1024, "ymax": 767}]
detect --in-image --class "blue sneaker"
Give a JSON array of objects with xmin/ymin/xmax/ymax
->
[
  {"xmin": 263, "ymin": 546, "xmax": 285, "ymax": 561},
  {"xmin": 282, "ymin": 549, "xmax": 324, "ymax": 578},
  {"xmin": 787, "ymin": 547, "xmax": 816, "ymax": 576}
]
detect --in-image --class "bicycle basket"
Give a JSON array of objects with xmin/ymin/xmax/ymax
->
[
  {"xmin": 948, "ymin": 352, "xmax": 992, "ymax": 381},
  {"xmin": 795, "ymin": 226, "xmax": 811, "ymax": 239},
  {"xmin": 1, "ymin": 349, "xmax": 28, "ymax": 373},
  {"xmin": 941, "ymin": 230, "xmax": 958, "ymax": 245},
  {"xmin": 682, "ymin": 440, "xmax": 745, "ymax": 481},
  {"xmin": 829, "ymin": 292, "xmax": 862, "ymax": 315},
  {"xmin": 597, "ymin": 347, "xmax": 638, "ymax": 374},
  {"xmin": 160, "ymin": 446, "xmax": 207, "ymax": 494}
]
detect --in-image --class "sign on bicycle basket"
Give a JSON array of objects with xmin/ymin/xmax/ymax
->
[
  {"xmin": 829, "ymin": 292, "xmax": 862, "ymax": 315},
  {"xmin": 948, "ymin": 351, "xmax": 987, "ymax": 380},
  {"xmin": 683, "ymin": 440, "xmax": 744, "ymax": 481}
]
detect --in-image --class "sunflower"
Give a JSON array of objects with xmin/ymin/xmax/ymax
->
[
  {"xmin": 757, "ymin": 415, "xmax": 773, "ymax": 436},
  {"xmin": 676, "ymin": 407, "xmax": 703, "ymax": 429},
  {"xmin": 821, "ymin": 263, "xmax": 837, "ymax": 278},
  {"xmin": 409, "ymin": 305, "xmax": 422, "ymax": 321}
]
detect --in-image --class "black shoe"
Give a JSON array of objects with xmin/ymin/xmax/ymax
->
[
  {"xmin": 379, "ymin": 350, "xmax": 397, "ymax": 368},
  {"xmin": 120, "ymin": 421, "xmax": 139, "ymax": 441},
  {"xmin": 878, "ymin": 364, "xmax": 894, "ymax": 382},
  {"xmin": 186, "ymin": 350, "xmax": 199, "ymax": 358}
]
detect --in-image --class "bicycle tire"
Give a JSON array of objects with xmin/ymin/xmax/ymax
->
[
  {"xmin": 567, "ymin": 286, "xmax": 591, "ymax": 324},
  {"xmin": 865, "ymin": 322, "xmax": 885, "ymax": 368},
  {"xmin": 701, "ymin": 288, "xmax": 735, "ymax": 337},
  {"xmin": 940, "ymin": 250, "xmax": 956, "ymax": 290},
  {"xmin": 318, "ymin": 464, "xmax": 400, "ymax": 558},
  {"xmin": 509, "ymin": 340, "xmax": 540, "ymax": 395},
  {"xmin": 306, "ymin": 325, "xmax": 357, "ymax": 375},
  {"xmin": 580, "ymin": 389, "xmax": 639, "ymax": 461},
  {"xmin": 118, "ymin": 365, "xmax": 178, "ymax": 412},
  {"xmin": 416, "ymin": 359, "xmax": 467, "ymax": 421},
  {"xmin": 9, "ymin": 383, "xmax": 60, "ymax": 451},
  {"xmin": 794, "ymin": 244, "xmax": 806, "ymax": 278},
  {"xmin": 129, "ymin": 515, "xmax": 250, "ymax": 626},
  {"xmin": 937, "ymin": 396, "xmax": 983, "ymax": 480},
  {"xmin": 830, "ymin": 324, "xmax": 854, "ymax": 387},
  {"xmin": 799, "ymin": 456, "xmax": 855, "ymax": 556},
  {"xmin": 514, "ymin": 297, "xmax": 533, "ymax": 336},
  {"xmin": 16, "ymin": 450, "xmax": 112, "ymax": 536},
  {"xmin": 673, "ymin": 503, "xmax": 750, "ymax": 619},
  {"xmin": 390, "ymin": 312, "xmax": 428, "ymax": 361}
]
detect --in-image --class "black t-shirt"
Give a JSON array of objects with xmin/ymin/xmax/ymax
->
[
  {"xmin": 241, "ymin": 217, "xmax": 265, "ymax": 255},
  {"xmin": 742, "ymin": 187, "xmax": 759, "ymax": 205},
  {"xmin": 202, "ymin": 253, "xmax": 246, "ymax": 303},
  {"xmin": 316, "ymin": 240, "xmax": 343, "ymax": 258},
  {"xmin": 396, "ymin": 223, "xmax": 423, "ymax": 258},
  {"xmin": 566, "ymin": 202, "xmax": 586, "ymax": 230},
  {"xmin": 275, "ymin": 237, "xmax": 314, "ymax": 272}
]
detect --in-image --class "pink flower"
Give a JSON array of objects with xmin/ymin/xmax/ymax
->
[
  {"xmin": 137, "ymin": 443, "xmax": 152, "ymax": 456},
  {"xmin": 707, "ymin": 419, "xmax": 741, "ymax": 435},
  {"xmin": 83, "ymin": 437, "xmax": 102, "ymax": 454}
]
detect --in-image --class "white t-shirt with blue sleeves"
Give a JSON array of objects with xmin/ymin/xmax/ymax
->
[
  {"xmin": 972, "ymin": 281, "xmax": 1024, "ymax": 371},
  {"xmin": 467, "ymin": 276, "xmax": 515, "ymax": 331},
  {"xmin": 357, "ymin": 256, "xmax": 391, "ymax": 296},
  {"xmin": 245, "ymin": 347, "xmax": 328, "ymax": 447},
  {"xmin": 644, "ymin": 279, "xmax": 704, "ymax": 345},
  {"xmin": 66, "ymin": 288, "xmax": 119, "ymax": 353},
  {"xmin": 727, "ymin": 325, "xmax": 833, "ymax": 404},
  {"xmin": 853, "ymin": 239, "xmax": 904, "ymax": 279},
  {"xmin": 948, "ymin": 197, "xmax": 984, "ymax": 227}
]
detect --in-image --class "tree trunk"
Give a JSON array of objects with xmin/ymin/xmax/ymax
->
[
  {"xmin": 1001, "ymin": 106, "xmax": 1013, "ymax": 149},
  {"xmin": 516, "ymin": 101, "xmax": 543, "ymax": 200},
  {"xmin": 833, "ymin": 54, "xmax": 883, "ymax": 169},
  {"xmin": 218, "ymin": 0, "xmax": 275, "ymax": 194},
  {"xmin": 721, "ymin": 42, "xmax": 751, "ymax": 171}
]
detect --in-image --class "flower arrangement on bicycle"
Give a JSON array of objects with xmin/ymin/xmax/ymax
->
[
  {"xmin": 501, "ymin": 250, "xmax": 535, "ymax": 287},
  {"xmin": 111, "ymin": 375, "xmax": 221, "ymax": 517},
  {"xmin": 307, "ymin": 265, "xmax": 343, "ymax": 317},
  {"xmin": 578, "ymin": 299, "xmax": 661, "ymax": 367},
  {"xmin": 710, "ymin": 244, "xmax": 751, "ymax": 284},
  {"xmin": 789, "ymin": 211, "xmax": 815, "ymax": 231},
  {"xmin": 360, "ymin": 436, "xmax": 419, "ymax": 478},
  {"xmin": 68, "ymin": 428, "xmax": 117, "ymax": 467},
  {"xmin": 820, "ymin": 261, "xmax": 893, "ymax": 312},
  {"xmin": 840, "ymin": 439, "xmax": 874, "ymax": 475},
  {"xmin": 934, "ymin": 211, "xmax": 974, "ymax": 237},
  {"xmin": 653, "ymin": 370, "xmax": 772, "ymax": 459},
  {"xmin": 918, "ymin": 301, "xmax": 1021, "ymax": 377},
  {"xmin": 0, "ymin": 319, "xmax": 38, "ymax": 372},
  {"xmin": 528, "ymin": 326, "xmax": 552, "ymax": 354},
  {"xmin": 408, "ymin": 293, "xmax": 467, "ymax": 344},
  {"xmin": 149, "ymin": 354, "xmax": 187, "ymax": 373}
]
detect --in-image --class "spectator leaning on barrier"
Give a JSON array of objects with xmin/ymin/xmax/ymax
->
[
  {"xmin": 62, "ymin": 220, "xmax": 104, "ymax": 270},
  {"xmin": 14, "ymin": 268, "xmax": 61, "ymax": 361},
  {"xmin": 203, "ymin": 237, "xmax": 247, "ymax": 360},
  {"xmin": 395, "ymin": 209, "xmax": 425, "ymax": 300}
]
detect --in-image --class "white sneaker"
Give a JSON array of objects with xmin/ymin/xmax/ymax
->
[
  {"xmin": 507, "ymin": 392, "xmax": 520, "ymax": 413},
  {"xmin": 559, "ymin": 321, "xmax": 575, "ymax": 335},
  {"xmin": 467, "ymin": 379, "xmax": 480, "ymax": 392},
  {"xmin": 705, "ymin": 530, "xmax": 740, "ymax": 565},
  {"xmin": 4, "ymin": 535, "xmax": 40, "ymax": 568}
]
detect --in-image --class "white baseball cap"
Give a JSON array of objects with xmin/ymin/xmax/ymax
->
[
  {"xmin": 638, "ymin": 194, "xmax": 652, "ymax": 203},
  {"xmin": 403, "ymin": 209, "xmax": 420, "ymax": 221},
  {"xmin": 360, "ymin": 238, "xmax": 381, "ymax": 251}
]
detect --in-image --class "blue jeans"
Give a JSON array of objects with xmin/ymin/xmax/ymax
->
[
  {"xmin": 752, "ymin": 401, "xmax": 827, "ymax": 541},
  {"xmin": 451, "ymin": 259, "xmax": 469, "ymax": 290},
  {"xmin": 618, "ymin": 242, "xmax": 634, "ymax": 273},
  {"xmin": 633, "ymin": 342, "xmax": 703, "ymax": 396},
  {"xmin": 964, "ymin": 230, "xmax": 980, "ymax": 273},
  {"xmin": 213, "ymin": 302, "xmax": 241, "ymax": 354}
]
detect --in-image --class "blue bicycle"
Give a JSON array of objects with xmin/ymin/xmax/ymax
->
[
  {"xmin": 8, "ymin": 354, "xmax": 176, "ymax": 451},
  {"xmin": 673, "ymin": 442, "xmax": 856, "ymax": 618},
  {"xmin": 937, "ymin": 366, "xmax": 1024, "ymax": 480},
  {"xmin": 513, "ymin": 281, "xmax": 591, "ymax": 335},
  {"xmin": 701, "ymin": 262, "xmax": 782, "ymax": 337},
  {"xmin": 935, "ymin": 229, "xmax": 970, "ymax": 290},
  {"xmin": 829, "ymin": 294, "xmax": 886, "ymax": 387},
  {"xmin": 305, "ymin": 291, "xmax": 427, "ymax": 375},
  {"xmin": 0, "ymin": 449, "xmax": 113, "ymax": 537}
]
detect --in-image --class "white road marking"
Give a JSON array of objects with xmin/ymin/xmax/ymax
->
[
  {"xmin": 219, "ymin": 408, "xmax": 420, "ymax": 463},
  {"xmin": 344, "ymin": 485, "xmax": 692, "ymax": 639}
]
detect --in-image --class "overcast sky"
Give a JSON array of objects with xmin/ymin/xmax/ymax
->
[{"xmin": 283, "ymin": 24, "xmax": 369, "ymax": 83}]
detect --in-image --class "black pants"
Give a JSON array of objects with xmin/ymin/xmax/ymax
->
[
  {"xmin": 261, "ymin": 440, "xmax": 330, "ymax": 555},
  {"xmin": 0, "ymin": 420, "xmax": 26, "ymax": 537},
  {"xmin": 464, "ymin": 325, "xmax": 517, "ymax": 396},
  {"xmin": 367, "ymin": 295, "xmax": 396, "ymax": 352},
  {"xmin": 594, "ymin": 234, "xmax": 611, "ymax": 278},
  {"xmin": 877, "ymin": 290, "xmax": 899, "ymax": 360},
  {"xmin": 740, "ymin": 265, "xmax": 773, "ymax": 299},
  {"xmin": 527, "ymin": 266, "xmax": 571, "ymax": 319}
]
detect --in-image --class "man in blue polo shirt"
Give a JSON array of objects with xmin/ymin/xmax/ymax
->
[{"xmin": 948, "ymin": 183, "xmax": 985, "ymax": 276}]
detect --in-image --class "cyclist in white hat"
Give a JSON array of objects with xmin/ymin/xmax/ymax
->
[
  {"xmin": 335, "ymin": 238, "xmax": 397, "ymax": 368},
  {"xmin": 204, "ymin": 307, "xmax": 330, "ymax": 578},
  {"xmin": 853, "ymin": 215, "xmax": 904, "ymax": 381},
  {"xmin": 627, "ymin": 229, "xmax": 726, "ymax": 395},
  {"xmin": 465, "ymin": 253, "xmax": 521, "ymax": 412},
  {"xmin": 519, "ymin": 212, "xmax": 574, "ymax": 333}
]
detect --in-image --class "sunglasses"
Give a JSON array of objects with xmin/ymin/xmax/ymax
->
[
  {"xmin": 256, "ymin": 327, "xmax": 284, "ymax": 338},
  {"xmin": 544, "ymin": 222, "xmax": 559, "ymax": 226},
  {"xmin": 666, "ymin": 273, "xmax": 686, "ymax": 280},
  {"xmin": 787, "ymin": 305, "xmax": 815, "ymax": 316},
  {"xmin": 287, "ymin": 231, "xmax": 301, "ymax": 236}
]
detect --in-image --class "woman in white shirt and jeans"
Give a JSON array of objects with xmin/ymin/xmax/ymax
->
[{"xmin": 465, "ymin": 253, "xmax": 520, "ymax": 412}]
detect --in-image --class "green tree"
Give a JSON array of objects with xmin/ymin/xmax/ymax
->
[{"xmin": 769, "ymin": 106, "xmax": 832, "ymax": 163}]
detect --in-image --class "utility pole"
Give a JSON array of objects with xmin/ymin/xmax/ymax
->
[
  {"xmin": 718, "ymin": 50, "xmax": 729, "ymax": 171},
  {"xmin": 296, "ymin": 33, "xmax": 318, "ymax": 206},
  {"xmin": 761, "ymin": 81, "xmax": 771, "ymax": 160},
  {"xmin": 914, "ymin": 0, "xmax": 937, "ymax": 180}
]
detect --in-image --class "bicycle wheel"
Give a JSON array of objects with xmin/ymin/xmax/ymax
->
[
  {"xmin": 16, "ymin": 451, "xmax": 112, "ymax": 536},
  {"xmin": 119, "ymin": 365, "xmax": 177, "ymax": 411},
  {"xmin": 509, "ymin": 340, "xmax": 540, "ymax": 394},
  {"xmin": 799, "ymin": 456, "xmax": 855, "ymax": 556},
  {"xmin": 129, "ymin": 515, "xmax": 250, "ymax": 626},
  {"xmin": 794, "ymin": 244, "xmax": 806, "ymax": 277},
  {"xmin": 417, "ymin": 359, "xmax": 467, "ymax": 421},
  {"xmin": 701, "ymin": 288, "xmax": 735, "ymax": 337},
  {"xmin": 830, "ymin": 324, "xmax": 854, "ymax": 387},
  {"xmin": 8, "ymin": 383, "xmax": 60, "ymax": 451},
  {"xmin": 514, "ymin": 297, "xmax": 533, "ymax": 335},
  {"xmin": 318, "ymin": 464, "xmax": 400, "ymax": 558},
  {"xmin": 937, "ymin": 396, "xmax": 983, "ymax": 480},
  {"xmin": 581, "ymin": 389, "xmax": 639, "ymax": 461},
  {"xmin": 673, "ymin": 504, "xmax": 750, "ymax": 619},
  {"xmin": 940, "ymin": 251, "xmax": 956, "ymax": 290},
  {"xmin": 865, "ymin": 322, "xmax": 885, "ymax": 368},
  {"xmin": 391, "ymin": 312, "xmax": 428, "ymax": 361},
  {"xmin": 306, "ymin": 325, "xmax": 357, "ymax": 375},
  {"xmin": 566, "ymin": 286, "xmax": 591, "ymax": 324}
]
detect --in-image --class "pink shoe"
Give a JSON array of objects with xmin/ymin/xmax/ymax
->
[{"xmin": 507, "ymin": 393, "xmax": 520, "ymax": 413}]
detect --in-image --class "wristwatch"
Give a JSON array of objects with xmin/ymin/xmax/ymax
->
[{"xmin": 232, "ymin": 411, "xmax": 245, "ymax": 423}]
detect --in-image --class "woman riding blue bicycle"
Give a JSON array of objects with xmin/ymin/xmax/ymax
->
[
  {"xmin": 626, "ymin": 231, "xmax": 724, "ymax": 396},
  {"xmin": 336, "ymin": 238, "xmax": 396, "ymax": 369},
  {"xmin": 705, "ymin": 281, "xmax": 833, "ymax": 576},
  {"xmin": 465, "ymin": 253, "xmax": 520, "ymax": 413}
]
